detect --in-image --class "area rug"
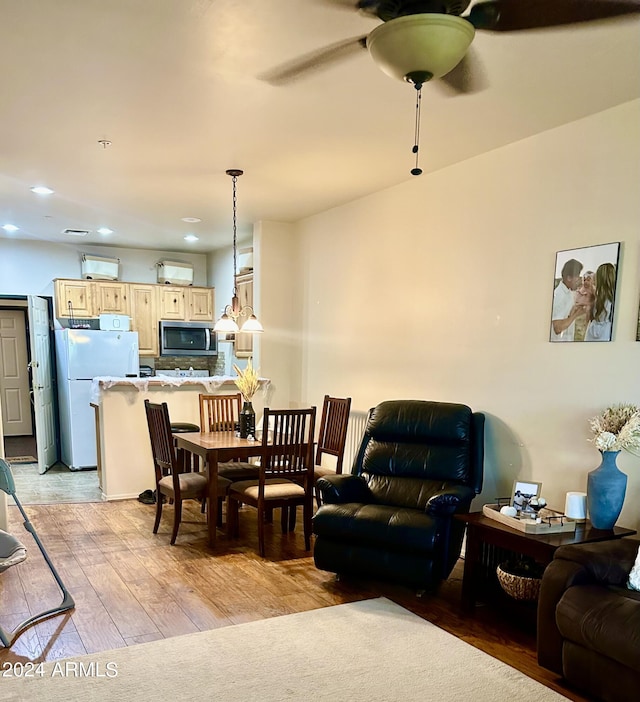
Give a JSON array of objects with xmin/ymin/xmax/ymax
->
[
  {"xmin": 6, "ymin": 456, "xmax": 37, "ymax": 465},
  {"xmin": 1, "ymin": 598, "xmax": 568, "ymax": 702}
]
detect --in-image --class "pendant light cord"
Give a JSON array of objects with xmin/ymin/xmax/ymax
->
[
  {"xmin": 231, "ymin": 173, "xmax": 238, "ymax": 296},
  {"xmin": 411, "ymin": 85, "xmax": 423, "ymax": 177}
]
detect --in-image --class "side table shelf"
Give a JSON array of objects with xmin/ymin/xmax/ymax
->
[{"xmin": 456, "ymin": 511, "xmax": 636, "ymax": 614}]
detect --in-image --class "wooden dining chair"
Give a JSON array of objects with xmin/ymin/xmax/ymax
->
[
  {"xmin": 226, "ymin": 406, "xmax": 316, "ymax": 558},
  {"xmin": 313, "ymin": 395, "xmax": 351, "ymax": 506},
  {"xmin": 198, "ymin": 392, "xmax": 261, "ymax": 483},
  {"xmin": 144, "ymin": 400, "xmax": 231, "ymax": 545},
  {"xmin": 199, "ymin": 393, "xmax": 242, "ymax": 432}
]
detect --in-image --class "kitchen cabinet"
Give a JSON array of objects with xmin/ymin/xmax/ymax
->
[
  {"xmin": 187, "ymin": 287, "xmax": 215, "ymax": 322},
  {"xmin": 54, "ymin": 279, "xmax": 95, "ymax": 319},
  {"xmin": 234, "ymin": 274, "xmax": 253, "ymax": 357},
  {"xmin": 94, "ymin": 281, "xmax": 130, "ymax": 315},
  {"xmin": 157, "ymin": 286, "xmax": 186, "ymax": 320},
  {"xmin": 129, "ymin": 284, "xmax": 158, "ymax": 356},
  {"xmin": 158, "ymin": 286, "xmax": 214, "ymax": 322}
]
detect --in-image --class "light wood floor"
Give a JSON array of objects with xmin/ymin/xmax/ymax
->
[{"xmin": 0, "ymin": 499, "xmax": 590, "ymax": 701}]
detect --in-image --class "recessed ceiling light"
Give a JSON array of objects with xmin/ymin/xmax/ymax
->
[
  {"xmin": 97, "ymin": 227, "xmax": 113, "ymax": 235},
  {"xmin": 30, "ymin": 186, "xmax": 54, "ymax": 195},
  {"xmin": 184, "ymin": 234, "xmax": 199, "ymax": 243},
  {"xmin": 2, "ymin": 224, "xmax": 19, "ymax": 232},
  {"xmin": 181, "ymin": 217, "xmax": 201, "ymax": 223}
]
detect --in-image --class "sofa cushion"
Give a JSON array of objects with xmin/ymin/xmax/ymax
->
[
  {"xmin": 312, "ymin": 503, "xmax": 438, "ymax": 554},
  {"xmin": 556, "ymin": 584, "xmax": 640, "ymax": 674}
]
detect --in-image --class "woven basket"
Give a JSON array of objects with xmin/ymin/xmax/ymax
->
[{"xmin": 496, "ymin": 563, "xmax": 542, "ymax": 601}]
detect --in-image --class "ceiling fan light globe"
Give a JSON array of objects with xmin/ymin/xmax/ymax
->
[{"xmin": 366, "ymin": 14, "xmax": 475, "ymax": 82}]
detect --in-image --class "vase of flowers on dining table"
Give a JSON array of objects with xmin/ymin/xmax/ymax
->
[{"xmin": 233, "ymin": 359, "xmax": 259, "ymax": 439}]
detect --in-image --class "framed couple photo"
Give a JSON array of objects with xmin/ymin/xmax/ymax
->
[{"xmin": 549, "ymin": 242, "xmax": 620, "ymax": 343}]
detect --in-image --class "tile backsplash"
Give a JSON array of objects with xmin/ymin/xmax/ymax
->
[{"xmin": 151, "ymin": 351, "xmax": 226, "ymax": 376}]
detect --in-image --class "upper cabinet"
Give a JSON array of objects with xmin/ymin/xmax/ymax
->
[
  {"xmin": 129, "ymin": 284, "xmax": 158, "ymax": 356},
  {"xmin": 234, "ymin": 273, "xmax": 253, "ymax": 358},
  {"xmin": 54, "ymin": 279, "xmax": 94, "ymax": 319},
  {"xmin": 188, "ymin": 287, "xmax": 214, "ymax": 322},
  {"xmin": 54, "ymin": 279, "xmax": 216, "ymax": 357},
  {"xmin": 94, "ymin": 282, "xmax": 129, "ymax": 315},
  {"xmin": 157, "ymin": 286, "xmax": 186, "ymax": 320}
]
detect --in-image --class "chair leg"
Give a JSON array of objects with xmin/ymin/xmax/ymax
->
[
  {"xmin": 227, "ymin": 496, "xmax": 239, "ymax": 538},
  {"xmin": 217, "ymin": 497, "xmax": 224, "ymax": 527},
  {"xmin": 170, "ymin": 499, "xmax": 182, "ymax": 545},
  {"xmin": 153, "ymin": 490, "xmax": 163, "ymax": 533},
  {"xmin": 258, "ymin": 505, "xmax": 266, "ymax": 558},
  {"xmin": 314, "ymin": 484, "xmax": 322, "ymax": 509},
  {"xmin": 288, "ymin": 504, "xmax": 297, "ymax": 532},
  {"xmin": 264, "ymin": 506, "xmax": 273, "ymax": 523},
  {"xmin": 303, "ymin": 500, "xmax": 312, "ymax": 551},
  {"xmin": 280, "ymin": 506, "xmax": 288, "ymax": 534}
]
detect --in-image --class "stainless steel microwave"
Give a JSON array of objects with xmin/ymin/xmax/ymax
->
[{"xmin": 159, "ymin": 321, "xmax": 218, "ymax": 357}]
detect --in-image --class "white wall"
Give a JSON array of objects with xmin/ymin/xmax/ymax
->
[
  {"xmin": 0, "ymin": 239, "xmax": 208, "ymax": 295},
  {"xmin": 294, "ymin": 100, "xmax": 640, "ymax": 532}
]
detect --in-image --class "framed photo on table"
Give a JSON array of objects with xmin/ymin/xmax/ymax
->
[{"xmin": 512, "ymin": 480, "xmax": 542, "ymax": 514}]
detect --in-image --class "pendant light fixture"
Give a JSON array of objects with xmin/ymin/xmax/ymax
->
[{"xmin": 213, "ymin": 169, "xmax": 263, "ymax": 335}]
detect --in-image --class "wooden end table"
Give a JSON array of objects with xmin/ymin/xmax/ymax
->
[{"xmin": 457, "ymin": 511, "xmax": 636, "ymax": 613}]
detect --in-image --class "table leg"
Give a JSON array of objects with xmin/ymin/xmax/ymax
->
[
  {"xmin": 461, "ymin": 525, "xmax": 481, "ymax": 613},
  {"xmin": 207, "ymin": 450, "xmax": 219, "ymax": 547}
]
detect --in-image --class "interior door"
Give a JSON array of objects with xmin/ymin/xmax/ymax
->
[
  {"xmin": 0, "ymin": 310, "xmax": 33, "ymax": 436},
  {"xmin": 28, "ymin": 296, "xmax": 56, "ymax": 474}
]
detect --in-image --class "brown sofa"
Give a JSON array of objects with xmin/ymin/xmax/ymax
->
[{"xmin": 537, "ymin": 538, "xmax": 640, "ymax": 702}]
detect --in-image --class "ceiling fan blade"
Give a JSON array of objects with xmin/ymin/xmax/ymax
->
[
  {"xmin": 468, "ymin": 0, "xmax": 640, "ymax": 31},
  {"xmin": 259, "ymin": 36, "xmax": 368, "ymax": 86},
  {"xmin": 436, "ymin": 48, "xmax": 488, "ymax": 95}
]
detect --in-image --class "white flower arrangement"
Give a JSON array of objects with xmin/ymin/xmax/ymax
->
[{"xmin": 589, "ymin": 404, "xmax": 640, "ymax": 455}]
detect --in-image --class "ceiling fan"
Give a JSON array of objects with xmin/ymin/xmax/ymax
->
[
  {"xmin": 263, "ymin": 1, "xmax": 640, "ymax": 89},
  {"xmin": 261, "ymin": 0, "xmax": 640, "ymax": 174}
]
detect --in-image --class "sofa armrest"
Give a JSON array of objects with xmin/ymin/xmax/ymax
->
[
  {"xmin": 425, "ymin": 485, "xmax": 476, "ymax": 517},
  {"xmin": 552, "ymin": 538, "xmax": 639, "ymax": 586},
  {"xmin": 537, "ymin": 538, "xmax": 640, "ymax": 674},
  {"xmin": 316, "ymin": 474, "xmax": 373, "ymax": 505}
]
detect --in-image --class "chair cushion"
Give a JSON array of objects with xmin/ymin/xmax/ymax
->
[
  {"xmin": 217, "ymin": 461, "xmax": 260, "ymax": 482},
  {"xmin": 0, "ymin": 530, "xmax": 27, "ymax": 572},
  {"xmin": 230, "ymin": 478, "xmax": 305, "ymax": 501},
  {"xmin": 556, "ymin": 584, "xmax": 640, "ymax": 674},
  {"xmin": 314, "ymin": 465, "xmax": 337, "ymax": 480},
  {"xmin": 159, "ymin": 472, "xmax": 230, "ymax": 498},
  {"xmin": 312, "ymin": 503, "xmax": 438, "ymax": 554}
]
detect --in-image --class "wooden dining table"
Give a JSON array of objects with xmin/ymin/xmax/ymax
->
[{"xmin": 173, "ymin": 431, "xmax": 263, "ymax": 547}]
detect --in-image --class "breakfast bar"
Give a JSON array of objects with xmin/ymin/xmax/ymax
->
[{"xmin": 92, "ymin": 376, "xmax": 270, "ymax": 501}]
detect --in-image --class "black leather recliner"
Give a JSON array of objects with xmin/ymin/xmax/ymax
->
[{"xmin": 313, "ymin": 399, "xmax": 484, "ymax": 591}]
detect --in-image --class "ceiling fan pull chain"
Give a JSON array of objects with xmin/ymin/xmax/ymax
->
[{"xmin": 411, "ymin": 84, "xmax": 423, "ymax": 177}]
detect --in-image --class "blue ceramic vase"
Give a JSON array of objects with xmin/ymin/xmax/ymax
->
[{"xmin": 586, "ymin": 450, "xmax": 627, "ymax": 530}]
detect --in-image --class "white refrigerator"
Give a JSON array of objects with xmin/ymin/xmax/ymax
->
[{"xmin": 56, "ymin": 329, "xmax": 139, "ymax": 470}]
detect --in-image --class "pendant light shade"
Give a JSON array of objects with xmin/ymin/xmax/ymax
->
[
  {"xmin": 214, "ymin": 170, "xmax": 263, "ymax": 335},
  {"xmin": 366, "ymin": 14, "xmax": 475, "ymax": 84}
]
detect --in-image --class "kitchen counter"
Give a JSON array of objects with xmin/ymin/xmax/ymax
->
[{"xmin": 93, "ymin": 376, "xmax": 271, "ymax": 501}]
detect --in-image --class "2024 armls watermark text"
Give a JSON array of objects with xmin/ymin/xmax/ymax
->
[{"xmin": 2, "ymin": 661, "xmax": 118, "ymax": 678}]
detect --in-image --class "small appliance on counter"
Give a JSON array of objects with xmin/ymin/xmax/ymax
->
[
  {"xmin": 99, "ymin": 314, "xmax": 131, "ymax": 331},
  {"xmin": 139, "ymin": 365, "xmax": 154, "ymax": 377}
]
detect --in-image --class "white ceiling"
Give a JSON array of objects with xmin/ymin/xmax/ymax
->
[{"xmin": 1, "ymin": 1, "xmax": 638, "ymax": 254}]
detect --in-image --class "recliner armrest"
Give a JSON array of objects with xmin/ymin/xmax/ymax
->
[
  {"xmin": 553, "ymin": 538, "xmax": 639, "ymax": 587},
  {"xmin": 316, "ymin": 474, "xmax": 373, "ymax": 504},
  {"xmin": 425, "ymin": 485, "xmax": 476, "ymax": 517}
]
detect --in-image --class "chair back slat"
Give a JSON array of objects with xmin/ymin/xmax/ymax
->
[
  {"xmin": 316, "ymin": 395, "xmax": 351, "ymax": 474},
  {"xmin": 199, "ymin": 393, "xmax": 242, "ymax": 432},
  {"xmin": 261, "ymin": 407, "xmax": 316, "ymax": 480}
]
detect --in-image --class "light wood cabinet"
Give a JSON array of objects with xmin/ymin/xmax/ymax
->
[
  {"xmin": 54, "ymin": 279, "xmax": 95, "ymax": 318},
  {"xmin": 157, "ymin": 286, "xmax": 186, "ymax": 320},
  {"xmin": 234, "ymin": 274, "xmax": 253, "ymax": 357},
  {"xmin": 129, "ymin": 284, "xmax": 158, "ymax": 357},
  {"xmin": 94, "ymin": 282, "xmax": 130, "ymax": 315},
  {"xmin": 54, "ymin": 279, "xmax": 216, "ymax": 358},
  {"xmin": 187, "ymin": 287, "xmax": 215, "ymax": 322}
]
